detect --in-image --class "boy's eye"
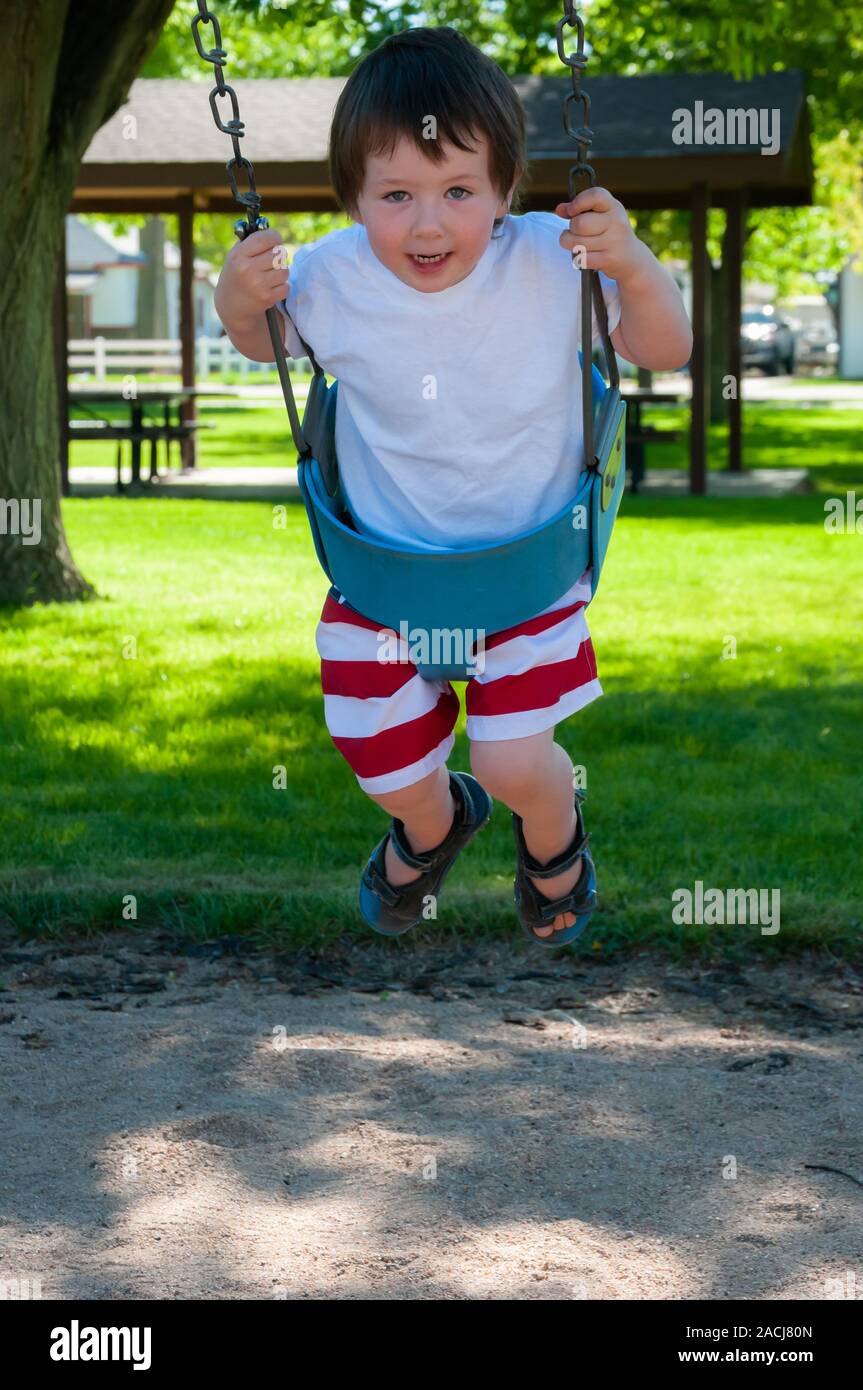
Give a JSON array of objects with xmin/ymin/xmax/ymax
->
[{"xmin": 383, "ymin": 187, "xmax": 471, "ymax": 203}]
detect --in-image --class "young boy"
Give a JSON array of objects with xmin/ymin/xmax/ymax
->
[{"xmin": 215, "ymin": 26, "xmax": 692, "ymax": 947}]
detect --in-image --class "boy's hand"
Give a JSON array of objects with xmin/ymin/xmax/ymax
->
[
  {"xmin": 214, "ymin": 228, "xmax": 290, "ymax": 329},
  {"xmin": 555, "ymin": 187, "xmax": 644, "ymax": 283}
]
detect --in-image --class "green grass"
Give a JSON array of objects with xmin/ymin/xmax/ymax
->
[
  {"xmin": 70, "ymin": 386, "xmax": 863, "ymax": 483},
  {"xmin": 642, "ymin": 402, "xmax": 863, "ymax": 490},
  {"xmin": 1, "ymin": 481, "xmax": 862, "ymax": 956}
]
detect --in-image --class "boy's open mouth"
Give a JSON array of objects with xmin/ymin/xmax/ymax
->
[{"xmin": 409, "ymin": 251, "xmax": 452, "ymax": 272}]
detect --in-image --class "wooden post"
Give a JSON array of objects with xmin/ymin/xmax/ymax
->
[
  {"xmin": 178, "ymin": 195, "xmax": 197, "ymax": 469},
  {"xmin": 55, "ymin": 225, "xmax": 70, "ymax": 497},
  {"xmin": 726, "ymin": 191, "xmax": 746, "ymax": 473},
  {"xmin": 689, "ymin": 183, "xmax": 710, "ymax": 496}
]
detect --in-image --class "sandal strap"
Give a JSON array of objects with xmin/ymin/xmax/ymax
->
[
  {"xmin": 532, "ymin": 872, "xmax": 596, "ymax": 923},
  {"xmin": 389, "ymin": 774, "xmax": 465, "ymax": 870},
  {"xmin": 364, "ymin": 858, "xmax": 402, "ymax": 906},
  {"xmin": 513, "ymin": 793, "xmax": 591, "ymax": 879},
  {"xmin": 511, "ymin": 783, "xmax": 592, "ymax": 878},
  {"xmin": 389, "ymin": 820, "xmax": 434, "ymax": 870},
  {"xmin": 524, "ymin": 829, "xmax": 592, "ymax": 880}
]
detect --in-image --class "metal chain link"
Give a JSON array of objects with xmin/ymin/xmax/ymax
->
[
  {"xmin": 191, "ymin": 0, "xmax": 267, "ymax": 237},
  {"xmin": 556, "ymin": 0, "xmax": 596, "ymax": 199}
]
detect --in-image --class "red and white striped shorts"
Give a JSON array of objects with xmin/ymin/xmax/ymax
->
[{"xmin": 315, "ymin": 567, "xmax": 603, "ymax": 794}]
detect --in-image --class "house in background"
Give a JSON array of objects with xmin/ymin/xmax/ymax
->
[
  {"xmin": 65, "ymin": 217, "xmax": 145, "ymax": 337},
  {"xmin": 839, "ymin": 255, "xmax": 863, "ymax": 377},
  {"xmin": 65, "ymin": 215, "xmax": 221, "ymax": 339}
]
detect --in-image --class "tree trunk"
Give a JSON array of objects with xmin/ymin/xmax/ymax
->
[
  {"xmin": 0, "ymin": 0, "xmax": 175, "ymax": 607},
  {"xmin": 138, "ymin": 215, "xmax": 169, "ymax": 339},
  {"xmin": 0, "ymin": 189, "xmax": 94, "ymax": 604}
]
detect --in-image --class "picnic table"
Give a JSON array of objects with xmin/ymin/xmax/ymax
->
[
  {"xmin": 68, "ymin": 385, "xmax": 215, "ymax": 488},
  {"xmin": 619, "ymin": 387, "xmax": 685, "ymax": 492}
]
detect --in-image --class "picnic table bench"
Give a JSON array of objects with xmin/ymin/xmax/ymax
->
[
  {"xmin": 68, "ymin": 386, "xmax": 215, "ymax": 490},
  {"xmin": 620, "ymin": 387, "xmax": 686, "ymax": 492}
]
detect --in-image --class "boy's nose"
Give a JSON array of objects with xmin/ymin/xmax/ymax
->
[{"xmin": 410, "ymin": 205, "xmax": 446, "ymax": 236}]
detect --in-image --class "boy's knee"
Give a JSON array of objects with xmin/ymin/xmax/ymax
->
[
  {"xmin": 365, "ymin": 763, "xmax": 446, "ymax": 818},
  {"xmin": 469, "ymin": 740, "xmax": 546, "ymax": 805}
]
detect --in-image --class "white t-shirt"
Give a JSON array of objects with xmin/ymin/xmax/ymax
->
[{"xmin": 276, "ymin": 212, "xmax": 622, "ymax": 552}]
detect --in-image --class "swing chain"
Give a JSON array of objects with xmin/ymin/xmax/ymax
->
[
  {"xmin": 190, "ymin": 0, "xmax": 312, "ymax": 458},
  {"xmin": 556, "ymin": 0, "xmax": 595, "ymax": 199},
  {"xmin": 191, "ymin": 0, "xmax": 266, "ymax": 236}
]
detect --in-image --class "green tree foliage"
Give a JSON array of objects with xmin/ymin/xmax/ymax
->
[{"xmin": 588, "ymin": 0, "xmax": 863, "ymax": 293}]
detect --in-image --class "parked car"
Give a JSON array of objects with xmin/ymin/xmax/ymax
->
[
  {"xmin": 741, "ymin": 309, "xmax": 796, "ymax": 375},
  {"xmin": 793, "ymin": 320, "xmax": 840, "ymax": 374}
]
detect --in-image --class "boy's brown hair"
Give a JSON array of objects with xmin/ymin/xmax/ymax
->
[{"xmin": 329, "ymin": 25, "xmax": 529, "ymax": 237}]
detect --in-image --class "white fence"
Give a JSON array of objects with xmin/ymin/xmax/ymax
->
[{"xmin": 67, "ymin": 336, "xmax": 313, "ymax": 381}]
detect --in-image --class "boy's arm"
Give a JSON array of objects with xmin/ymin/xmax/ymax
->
[
  {"xmin": 217, "ymin": 309, "xmax": 277, "ymax": 364},
  {"xmin": 213, "ymin": 227, "xmax": 291, "ymax": 363},
  {"xmin": 609, "ymin": 241, "xmax": 693, "ymax": 371},
  {"xmin": 556, "ymin": 189, "xmax": 693, "ymax": 372}
]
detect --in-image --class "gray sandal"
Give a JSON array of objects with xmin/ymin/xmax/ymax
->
[
  {"xmin": 359, "ymin": 771, "xmax": 493, "ymax": 937},
  {"xmin": 512, "ymin": 788, "xmax": 597, "ymax": 948}
]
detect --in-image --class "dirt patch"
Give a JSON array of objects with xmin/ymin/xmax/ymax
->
[{"xmin": 0, "ymin": 932, "xmax": 861, "ymax": 1300}]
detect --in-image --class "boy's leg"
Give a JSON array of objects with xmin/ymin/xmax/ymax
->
[
  {"xmin": 464, "ymin": 568, "xmax": 601, "ymax": 937},
  {"xmin": 366, "ymin": 764, "xmax": 457, "ymax": 889},
  {"xmin": 314, "ymin": 587, "xmax": 463, "ymax": 888},
  {"xmin": 469, "ymin": 729, "xmax": 581, "ymax": 938}
]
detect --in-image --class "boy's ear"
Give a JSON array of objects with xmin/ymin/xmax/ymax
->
[
  {"xmin": 496, "ymin": 180, "xmax": 518, "ymax": 218},
  {"xmin": 346, "ymin": 197, "xmax": 363, "ymax": 226}
]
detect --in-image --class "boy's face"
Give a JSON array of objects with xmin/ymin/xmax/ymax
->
[{"xmin": 353, "ymin": 132, "xmax": 513, "ymax": 293}]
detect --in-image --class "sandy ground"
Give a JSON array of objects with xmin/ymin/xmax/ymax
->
[{"xmin": 0, "ymin": 930, "xmax": 861, "ymax": 1301}]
